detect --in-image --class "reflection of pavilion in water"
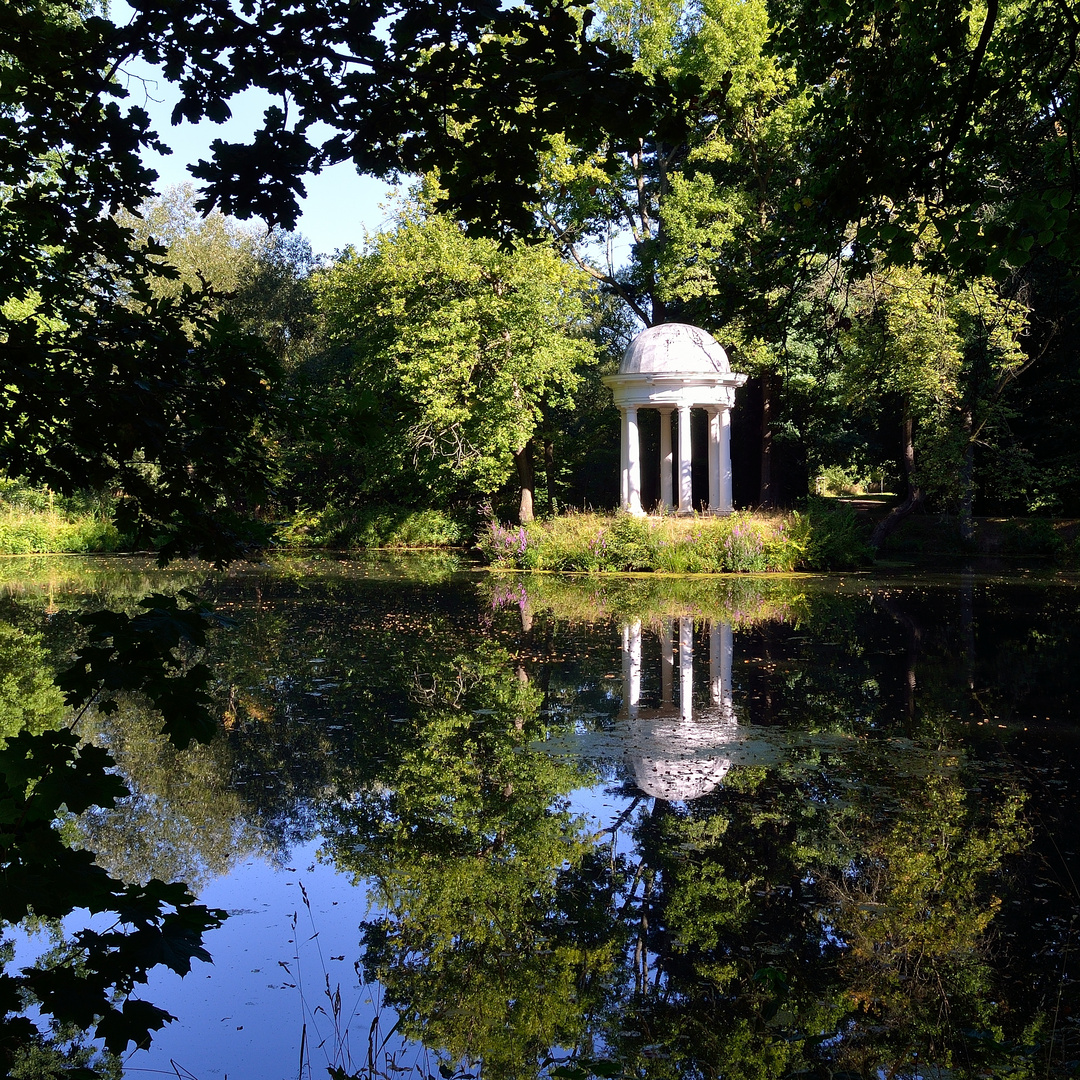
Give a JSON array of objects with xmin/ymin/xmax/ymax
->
[{"xmin": 620, "ymin": 618, "xmax": 738, "ymax": 801}]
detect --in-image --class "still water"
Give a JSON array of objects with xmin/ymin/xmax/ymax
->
[{"xmin": 4, "ymin": 555, "xmax": 1080, "ymax": 1079}]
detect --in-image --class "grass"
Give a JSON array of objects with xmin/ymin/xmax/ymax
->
[
  {"xmin": 477, "ymin": 502, "xmax": 871, "ymax": 574},
  {"xmin": 0, "ymin": 507, "xmax": 122, "ymax": 555},
  {"xmin": 0, "ymin": 481, "xmax": 123, "ymax": 555}
]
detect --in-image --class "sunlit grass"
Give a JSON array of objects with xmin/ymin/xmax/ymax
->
[
  {"xmin": 0, "ymin": 504, "xmax": 122, "ymax": 555},
  {"xmin": 477, "ymin": 503, "xmax": 871, "ymax": 573}
]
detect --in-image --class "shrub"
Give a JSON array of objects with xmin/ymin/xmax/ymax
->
[
  {"xmin": 801, "ymin": 498, "xmax": 873, "ymax": 570},
  {"xmin": 606, "ymin": 515, "xmax": 656, "ymax": 571},
  {"xmin": 0, "ymin": 506, "xmax": 122, "ymax": 555},
  {"xmin": 279, "ymin": 504, "xmax": 470, "ymax": 550},
  {"xmin": 813, "ymin": 464, "xmax": 866, "ymax": 497},
  {"xmin": 1000, "ymin": 517, "xmax": 1063, "ymax": 556}
]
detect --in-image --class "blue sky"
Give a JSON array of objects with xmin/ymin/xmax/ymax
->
[{"xmin": 110, "ymin": 0, "xmax": 401, "ymax": 257}]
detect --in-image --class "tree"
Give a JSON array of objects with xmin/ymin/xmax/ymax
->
[
  {"xmin": 0, "ymin": 0, "xmax": 651, "ymax": 1071},
  {"xmin": 770, "ymin": 0, "xmax": 1080, "ymax": 280},
  {"xmin": 1, "ymin": 1, "xmax": 283, "ymax": 561},
  {"xmin": 115, "ymin": 183, "xmax": 260, "ymax": 300},
  {"xmin": 117, "ymin": 185, "xmax": 323, "ymax": 373},
  {"xmin": 835, "ymin": 250, "xmax": 1027, "ymax": 548},
  {"xmin": 312, "ymin": 194, "xmax": 598, "ymax": 522},
  {"xmin": 540, "ymin": 0, "xmax": 814, "ymax": 505},
  {"xmin": 2, "ymin": 0, "xmax": 654, "ymax": 557}
]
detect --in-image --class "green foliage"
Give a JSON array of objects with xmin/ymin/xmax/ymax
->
[
  {"xmin": 117, "ymin": 186, "xmax": 324, "ymax": 377},
  {"xmin": 7, "ymin": 1019, "xmax": 121, "ymax": 1079},
  {"xmin": 58, "ymin": 592, "xmax": 232, "ymax": 749},
  {"xmin": 306, "ymin": 194, "xmax": 598, "ymax": 511},
  {"xmin": 999, "ymin": 517, "xmax": 1065, "ymax": 557},
  {"xmin": 0, "ymin": 3, "xmax": 278, "ymax": 565},
  {"xmin": 0, "ymin": 481, "xmax": 124, "ymax": 554},
  {"xmin": 483, "ymin": 571, "xmax": 809, "ymax": 627},
  {"xmin": 114, "ymin": 184, "xmax": 260, "ymax": 301},
  {"xmin": 0, "ymin": 492, "xmax": 123, "ymax": 556},
  {"xmin": 837, "ymin": 253, "xmax": 1028, "ymax": 509},
  {"xmin": 772, "ymin": 0, "xmax": 1080, "ymax": 279},
  {"xmin": 75, "ymin": 697, "xmax": 267, "ymax": 891},
  {"xmin": 477, "ymin": 510, "xmax": 846, "ymax": 572},
  {"xmin": 0, "ymin": 587, "xmax": 236, "ymax": 1075},
  {"xmin": 802, "ymin": 499, "xmax": 874, "ymax": 571},
  {"xmin": 0, "ymin": 729, "xmax": 225, "ymax": 1071},
  {"xmin": 278, "ymin": 505, "xmax": 470, "ymax": 550},
  {"xmin": 542, "ymin": 0, "xmax": 809, "ymax": 328},
  {"xmin": 0, "ymin": 624, "xmax": 64, "ymax": 744}
]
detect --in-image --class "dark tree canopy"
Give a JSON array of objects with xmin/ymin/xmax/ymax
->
[{"xmin": 771, "ymin": 0, "xmax": 1080, "ymax": 277}]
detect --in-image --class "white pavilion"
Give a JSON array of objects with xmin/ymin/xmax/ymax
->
[{"xmin": 603, "ymin": 323, "xmax": 747, "ymax": 515}]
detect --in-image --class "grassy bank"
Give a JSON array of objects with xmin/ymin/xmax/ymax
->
[
  {"xmin": 477, "ymin": 502, "xmax": 870, "ymax": 573},
  {"xmin": 0, "ymin": 482, "xmax": 123, "ymax": 555}
]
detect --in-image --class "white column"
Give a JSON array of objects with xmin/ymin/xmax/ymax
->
[
  {"xmin": 659, "ymin": 408, "xmax": 673, "ymax": 511},
  {"xmin": 709, "ymin": 621, "xmax": 721, "ymax": 706},
  {"xmin": 660, "ymin": 618, "xmax": 674, "ymax": 707},
  {"xmin": 720, "ymin": 407, "xmax": 733, "ymax": 512},
  {"xmin": 627, "ymin": 405, "xmax": 643, "ymax": 516},
  {"xmin": 707, "ymin": 408, "xmax": 721, "ymax": 512},
  {"xmin": 721, "ymin": 620, "xmax": 734, "ymax": 721},
  {"xmin": 619, "ymin": 408, "xmax": 629, "ymax": 511},
  {"xmin": 628, "ymin": 619, "xmax": 642, "ymax": 718},
  {"xmin": 679, "ymin": 616, "xmax": 693, "ymax": 721},
  {"xmin": 677, "ymin": 404, "xmax": 693, "ymax": 514}
]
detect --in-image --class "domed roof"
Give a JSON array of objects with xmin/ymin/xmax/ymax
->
[
  {"xmin": 630, "ymin": 754, "xmax": 732, "ymax": 801},
  {"xmin": 623, "ymin": 714, "xmax": 740, "ymax": 801},
  {"xmin": 620, "ymin": 323, "xmax": 730, "ymax": 376}
]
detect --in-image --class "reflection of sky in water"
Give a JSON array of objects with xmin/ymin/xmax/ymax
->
[{"xmin": 126, "ymin": 841, "xmax": 392, "ymax": 1080}]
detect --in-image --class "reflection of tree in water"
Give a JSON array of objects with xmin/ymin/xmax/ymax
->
[
  {"xmin": 583, "ymin": 583, "xmax": 1043, "ymax": 1080},
  {"xmin": 352, "ymin": 579, "xmax": 1043, "ymax": 1080},
  {"xmin": 598, "ymin": 759, "xmax": 1029, "ymax": 1080},
  {"xmin": 0, "ymin": 622, "xmax": 65, "ymax": 743},
  {"xmin": 324, "ymin": 641, "xmax": 621, "ymax": 1080},
  {"xmin": 76, "ymin": 695, "xmax": 270, "ymax": 890},
  {"xmin": 74, "ymin": 570, "xmax": 500, "ymax": 885}
]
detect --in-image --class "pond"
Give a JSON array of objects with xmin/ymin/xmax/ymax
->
[{"xmin": 4, "ymin": 555, "xmax": 1080, "ymax": 1079}]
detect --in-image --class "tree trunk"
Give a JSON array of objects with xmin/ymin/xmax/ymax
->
[
  {"xmin": 875, "ymin": 594, "xmax": 922, "ymax": 732},
  {"xmin": 515, "ymin": 441, "xmax": 535, "ymax": 524},
  {"xmin": 870, "ymin": 405, "xmax": 923, "ymax": 551},
  {"xmin": 758, "ymin": 371, "xmax": 775, "ymax": 508},
  {"xmin": 959, "ymin": 405, "xmax": 974, "ymax": 543},
  {"xmin": 544, "ymin": 438, "xmax": 555, "ymax": 514}
]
